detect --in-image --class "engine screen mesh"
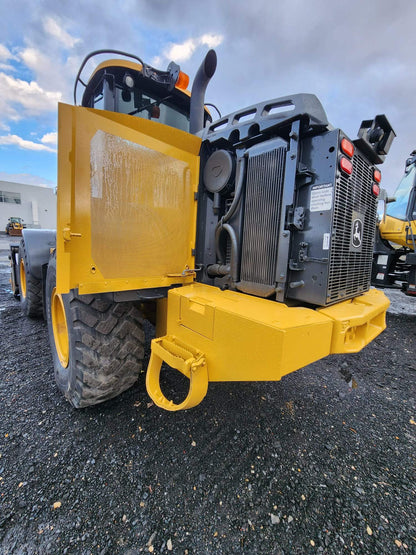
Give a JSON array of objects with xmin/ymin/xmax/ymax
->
[{"xmin": 327, "ymin": 153, "xmax": 377, "ymax": 302}]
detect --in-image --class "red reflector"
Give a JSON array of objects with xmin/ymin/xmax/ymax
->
[
  {"xmin": 341, "ymin": 138, "xmax": 354, "ymax": 158},
  {"xmin": 372, "ymin": 183, "xmax": 380, "ymax": 197},
  {"xmin": 340, "ymin": 156, "xmax": 353, "ymax": 175},
  {"xmin": 374, "ymin": 169, "xmax": 381, "ymax": 183}
]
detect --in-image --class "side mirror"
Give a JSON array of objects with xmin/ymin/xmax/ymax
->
[{"xmin": 377, "ymin": 189, "xmax": 396, "ymax": 223}]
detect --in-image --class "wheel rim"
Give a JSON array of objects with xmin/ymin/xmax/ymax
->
[
  {"xmin": 19, "ymin": 259, "xmax": 27, "ymax": 299},
  {"xmin": 51, "ymin": 288, "xmax": 69, "ymax": 368}
]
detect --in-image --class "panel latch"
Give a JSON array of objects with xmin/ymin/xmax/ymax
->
[{"xmin": 62, "ymin": 226, "xmax": 82, "ymax": 242}]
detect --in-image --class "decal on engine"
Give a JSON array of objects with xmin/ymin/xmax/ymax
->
[
  {"xmin": 310, "ymin": 183, "xmax": 333, "ymax": 212},
  {"xmin": 350, "ymin": 211, "xmax": 365, "ymax": 252}
]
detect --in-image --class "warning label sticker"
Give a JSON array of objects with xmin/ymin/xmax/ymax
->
[
  {"xmin": 310, "ymin": 183, "xmax": 333, "ymax": 212},
  {"xmin": 377, "ymin": 254, "xmax": 388, "ymax": 266},
  {"xmin": 322, "ymin": 233, "xmax": 330, "ymax": 250}
]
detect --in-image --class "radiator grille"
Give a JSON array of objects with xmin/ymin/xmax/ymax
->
[
  {"xmin": 240, "ymin": 147, "xmax": 286, "ymax": 288},
  {"xmin": 327, "ymin": 153, "xmax": 377, "ymax": 303}
]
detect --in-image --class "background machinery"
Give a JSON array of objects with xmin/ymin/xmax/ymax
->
[
  {"xmin": 372, "ymin": 151, "xmax": 416, "ymax": 296},
  {"xmin": 5, "ymin": 216, "xmax": 24, "ymax": 236},
  {"xmin": 10, "ymin": 49, "xmax": 396, "ymax": 411}
]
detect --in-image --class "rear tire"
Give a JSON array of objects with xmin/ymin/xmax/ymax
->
[
  {"xmin": 45, "ymin": 253, "xmax": 145, "ymax": 408},
  {"xmin": 18, "ymin": 239, "xmax": 43, "ymax": 317}
]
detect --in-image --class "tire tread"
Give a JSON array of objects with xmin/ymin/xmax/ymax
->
[
  {"xmin": 46, "ymin": 254, "xmax": 145, "ymax": 408},
  {"xmin": 19, "ymin": 239, "xmax": 43, "ymax": 318}
]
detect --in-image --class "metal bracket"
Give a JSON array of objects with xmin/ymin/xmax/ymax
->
[{"xmin": 287, "ymin": 206, "xmax": 305, "ymax": 230}]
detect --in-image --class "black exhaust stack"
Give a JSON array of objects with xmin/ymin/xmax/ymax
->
[{"xmin": 190, "ymin": 49, "xmax": 217, "ymax": 134}]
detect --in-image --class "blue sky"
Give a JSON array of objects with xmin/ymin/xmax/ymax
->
[{"xmin": 0, "ymin": 0, "xmax": 415, "ymax": 193}]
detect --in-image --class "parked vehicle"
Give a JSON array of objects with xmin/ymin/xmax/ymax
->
[
  {"xmin": 372, "ymin": 151, "xmax": 416, "ymax": 296},
  {"xmin": 5, "ymin": 217, "xmax": 24, "ymax": 236},
  {"xmin": 10, "ymin": 49, "xmax": 395, "ymax": 411}
]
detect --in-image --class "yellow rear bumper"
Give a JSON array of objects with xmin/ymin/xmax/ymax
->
[
  {"xmin": 318, "ymin": 288, "xmax": 389, "ymax": 353},
  {"xmin": 146, "ymin": 284, "xmax": 389, "ymax": 410}
]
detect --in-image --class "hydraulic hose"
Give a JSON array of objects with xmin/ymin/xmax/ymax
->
[
  {"xmin": 211, "ymin": 155, "xmax": 247, "ymax": 284},
  {"xmin": 214, "ymin": 223, "xmax": 239, "ymax": 283},
  {"xmin": 221, "ymin": 155, "xmax": 246, "ymax": 224}
]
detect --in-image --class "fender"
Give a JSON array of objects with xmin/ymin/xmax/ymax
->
[{"xmin": 22, "ymin": 229, "xmax": 56, "ymax": 280}]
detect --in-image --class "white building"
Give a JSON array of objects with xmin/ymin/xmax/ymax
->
[{"xmin": 0, "ymin": 180, "xmax": 57, "ymax": 231}]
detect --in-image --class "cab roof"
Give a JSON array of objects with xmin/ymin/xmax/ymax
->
[{"xmin": 81, "ymin": 58, "xmax": 192, "ymax": 107}]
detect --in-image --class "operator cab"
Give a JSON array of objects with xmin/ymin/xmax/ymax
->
[
  {"xmin": 386, "ymin": 153, "xmax": 416, "ymax": 222},
  {"xmin": 76, "ymin": 51, "xmax": 212, "ymax": 133}
]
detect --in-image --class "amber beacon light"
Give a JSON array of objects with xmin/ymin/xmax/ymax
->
[{"xmin": 176, "ymin": 71, "xmax": 190, "ymax": 90}]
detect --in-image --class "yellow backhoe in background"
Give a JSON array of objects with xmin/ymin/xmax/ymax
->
[
  {"xmin": 372, "ymin": 151, "xmax": 416, "ymax": 296},
  {"xmin": 10, "ymin": 49, "xmax": 396, "ymax": 412}
]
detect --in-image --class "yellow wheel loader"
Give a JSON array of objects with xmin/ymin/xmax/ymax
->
[
  {"xmin": 10, "ymin": 49, "xmax": 396, "ymax": 411},
  {"xmin": 5, "ymin": 217, "xmax": 24, "ymax": 236},
  {"xmin": 372, "ymin": 151, "xmax": 416, "ymax": 296}
]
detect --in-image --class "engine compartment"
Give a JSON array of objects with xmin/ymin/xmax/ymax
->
[{"xmin": 195, "ymin": 94, "xmax": 379, "ymax": 307}]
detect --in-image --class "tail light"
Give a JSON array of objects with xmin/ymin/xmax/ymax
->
[
  {"xmin": 340, "ymin": 156, "xmax": 353, "ymax": 175},
  {"xmin": 341, "ymin": 138, "xmax": 355, "ymax": 158},
  {"xmin": 373, "ymin": 169, "xmax": 381, "ymax": 183}
]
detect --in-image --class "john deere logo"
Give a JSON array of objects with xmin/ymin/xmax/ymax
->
[{"xmin": 352, "ymin": 218, "xmax": 363, "ymax": 248}]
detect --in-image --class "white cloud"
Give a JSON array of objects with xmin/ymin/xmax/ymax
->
[
  {"xmin": 0, "ymin": 63, "xmax": 15, "ymax": 72},
  {"xmin": 17, "ymin": 46, "xmax": 74, "ymax": 104},
  {"xmin": 0, "ymin": 44, "xmax": 17, "ymax": 72},
  {"xmin": 200, "ymin": 34, "xmax": 223, "ymax": 49},
  {"xmin": 166, "ymin": 39, "xmax": 197, "ymax": 62},
  {"xmin": 40, "ymin": 131, "xmax": 57, "ymax": 146},
  {"xmin": 163, "ymin": 34, "xmax": 224, "ymax": 63},
  {"xmin": 0, "ymin": 72, "xmax": 61, "ymax": 121},
  {"xmin": 0, "ymin": 44, "xmax": 16, "ymax": 61},
  {"xmin": 0, "ymin": 171, "xmax": 55, "ymax": 188},
  {"xmin": 0, "ymin": 134, "xmax": 56, "ymax": 153},
  {"xmin": 151, "ymin": 55, "xmax": 162, "ymax": 68},
  {"xmin": 19, "ymin": 47, "xmax": 51, "ymax": 77},
  {"xmin": 43, "ymin": 16, "xmax": 81, "ymax": 49}
]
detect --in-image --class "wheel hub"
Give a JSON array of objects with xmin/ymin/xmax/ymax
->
[
  {"xmin": 19, "ymin": 259, "xmax": 27, "ymax": 299},
  {"xmin": 51, "ymin": 288, "xmax": 69, "ymax": 368}
]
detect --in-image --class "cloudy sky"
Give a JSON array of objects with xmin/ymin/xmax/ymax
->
[{"xmin": 0, "ymin": 0, "xmax": 415, "ymax": 192}]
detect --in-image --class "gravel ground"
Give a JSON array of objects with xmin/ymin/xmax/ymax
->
[{"xmin": 0, "ymin": 233, "xmax": 415, "ymax": 555}]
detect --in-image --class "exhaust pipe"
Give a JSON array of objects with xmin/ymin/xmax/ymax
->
[{"xmin": 190, "ymin": 49, "xmax": 217, "ymax": 134}]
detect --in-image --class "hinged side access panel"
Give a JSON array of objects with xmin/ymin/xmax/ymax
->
[{"xmin": 57, "ymin": 103, "xmax": 201, "ymax": 295}]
